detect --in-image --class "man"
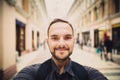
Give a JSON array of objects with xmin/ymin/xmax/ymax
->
[
  {"xmin": 104, "ymin": 36, "xmax": 113, "ymax": 61},
  {"xmin": 14, "ymin": 19, "xmax": 108, "ymax": 80}
]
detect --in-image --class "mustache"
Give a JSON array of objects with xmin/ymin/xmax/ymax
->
[{"xmin": 54, "ymin": 47, "xmax": 69, "ymax": 50}]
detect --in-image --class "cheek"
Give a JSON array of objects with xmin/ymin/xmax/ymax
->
[
  {"xmin": 67, "ymin": 39, "xmax": 74, "ymax": 45},
  {"xmin": 48, "ymin": 41, "xmax": 56, "ymax": 49},
  {"xmin": 70, "ymin": 43, "xmax": 74, "ymax": 49}
]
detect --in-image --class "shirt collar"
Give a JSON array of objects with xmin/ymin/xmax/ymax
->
[{"xmin": 50, "ymin": 58, "xmax": 75, "ymax": 77}]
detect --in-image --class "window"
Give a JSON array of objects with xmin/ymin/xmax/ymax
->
[
  {"xmin": 94, "ymin": 7, "xmax": 99, "ymax": 21},
  {"xmin": 22, "ymin": 0, "xmax": 29, "ymax": 13},
  {"xmin": 114, "ymin": 0, "xmax": 120, "ymax": 13},
  {"xmin": 89, "ymin": 11, "xmax": 91, "ymax": 23},
  {"xmin": 101, "ymin": 1, "xmax": 105, "ymax": 18}
]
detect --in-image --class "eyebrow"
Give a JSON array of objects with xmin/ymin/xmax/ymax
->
[
  {"xmin": 50, "ymin": 34, "xmax": 73, "ymax": 37},
  {"xmin": 50, "ymin": 35, "xmax": 58, "ymax": 37},
  {"xmin": 65, "ymin": 34, "xmax": 73, "ymax": 36}
]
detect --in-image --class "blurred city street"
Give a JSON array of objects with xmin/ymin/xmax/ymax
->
[
  {"xmin": 1, "ymin": 0, "xmax": 120, "ymax": 80},
  {"xmin": 16, "ymin": 45, "xmax": 120, "ymax": 80}
]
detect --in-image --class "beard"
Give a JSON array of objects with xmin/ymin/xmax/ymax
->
[{"xmin": 51, "ymin": 47, "xmax": 72, "ymax": 62}]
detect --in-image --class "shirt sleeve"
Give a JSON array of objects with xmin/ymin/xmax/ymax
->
[
  {"xmin": 84, "ymin": 66, "xmax": 108, "ymax": 80},
  {"xmin": 13, "ymin": 64, "xmax": 40, "ymax": 80}
]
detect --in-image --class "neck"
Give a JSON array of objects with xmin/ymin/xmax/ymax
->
[{"xmin": 52, "ymin": 58, "xmax": 70, "ymax": 74}]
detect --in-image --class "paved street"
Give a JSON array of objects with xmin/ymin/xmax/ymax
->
[{"xmin": 16, "ymin": 45, "xmax": 120, "ymax": 80}]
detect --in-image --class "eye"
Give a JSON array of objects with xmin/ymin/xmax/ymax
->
[
  {"xmin": 64, "ymin": 36, "xmax": 72, "ymax": 40},
  {"xmin": 51, "ymin": 37, "xmax": 59, "ymax": 41}
]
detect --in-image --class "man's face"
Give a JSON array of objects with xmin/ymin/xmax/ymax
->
[{"xmin": 47, "ymin": 22, "xmax": 75, "ymax": 61}]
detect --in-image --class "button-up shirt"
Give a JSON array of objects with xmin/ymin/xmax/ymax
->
[{"xmin": 45, "ymin": 59, "xmax": 75, "ymax": 80}]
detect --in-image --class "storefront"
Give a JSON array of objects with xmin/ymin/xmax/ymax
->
[
  {"xmin": 82, "ymin": 31, "xmax": 90, "ymax": 45},
  {"xmin": 112, "ymin": 23, "xmax": 120, "ymax": 54},
  {"xmin": 16, "ymin": 20, "xmax": 26, "ymax": 56},
  {"xmin": 94, "ymin": 27, "xmax": 106, "ymax": 48}
]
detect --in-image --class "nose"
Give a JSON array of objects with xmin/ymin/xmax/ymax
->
[{"xmin": 58, "ymin": 38, "xmax": 66, "ymax": 47}]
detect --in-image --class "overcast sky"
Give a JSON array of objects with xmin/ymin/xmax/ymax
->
[{"xmin": 45, "ymin": 0, "xmax": 75, "ymax": 20}]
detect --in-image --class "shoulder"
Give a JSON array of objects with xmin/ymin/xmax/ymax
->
[
  {"xmin": 83, "ymin": 66, "xmax": 108, "ymax": 80},
  {"xmin": 14, "ymin": 64, "xmax": 40, "ymax": 80}
]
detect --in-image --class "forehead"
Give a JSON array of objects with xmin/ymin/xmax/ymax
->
[{"xmin": 49, "ymin": 22, "xmax": 73, "ymax": 36}]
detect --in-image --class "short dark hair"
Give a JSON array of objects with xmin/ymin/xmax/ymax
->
[{"xmin": 47, "ymin": 18, "xmax": 74, "ymax": 36}]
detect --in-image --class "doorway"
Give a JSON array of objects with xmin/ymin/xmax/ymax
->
[
  {"xmin": 16, "ymin": 20, "xmax": 26, "ymax": 56},
  {"xmin": 112, "ymin": 27, "xmax": 120, "ymax": 54}
]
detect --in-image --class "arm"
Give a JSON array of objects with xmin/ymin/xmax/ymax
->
[
  {"xmin": 84, "ymin": 66, "xmax": 108, "ymax": 80},
  {"xmin": 13, "ymin": 64, "xmax": 40, "ymax": 80}
]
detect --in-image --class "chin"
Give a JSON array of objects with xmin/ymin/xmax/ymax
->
[{"xmin": 56, "ymin": 57, "xmax": 69, "ymax": 62}]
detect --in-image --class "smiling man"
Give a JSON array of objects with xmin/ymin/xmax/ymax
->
[
  {"xmin": 14, "ymin": 19, "xmax": 108, "ymax": 80},
  {"xmin": 47, "ymin": 20, "xmax": 74, "ymax": 62}
]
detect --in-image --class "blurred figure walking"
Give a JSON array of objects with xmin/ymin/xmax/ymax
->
[
  {"xmin": 80, "ymin": 39, "xmax": 83, "ymax": 49},
  {"xmin": 104, "ymin": 36, "xmax": 113, "ymax": 61},
  {"xmin": 99, "ymin": 40, "xmax": 105, "ymax": 60},
  {"xmin": 87, "ymin": 39, "xmax": 91, "ymax": 51}
]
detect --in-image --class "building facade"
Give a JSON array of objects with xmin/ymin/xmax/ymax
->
[
  {"xmin": 68, "ymin": 0, "xmax": 120, "ymax": 53},
  {"xmin": 0, "ymin": 0, "xmax": 46, "ymax": 79}
]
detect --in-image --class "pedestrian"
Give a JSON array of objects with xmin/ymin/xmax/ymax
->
[
  {"xmin": 14, "ymin": 19, "xmax": 108, "ymax": 80},
  {"xmin": 76, "ymin": 33, "xmax": 80, "ymax": 46},
  {"xmin": 80, "ymin": 39, "xmax": 83, "ymax": 49},
  {"xmin": 87, "ymin": 39, "xmax": 91, "ymax": 51},
  {"xmin": 40, "ymin": 40, "xmax": 46, "ymax": 49},
  {"xmin": 76, "ymin": 37, "xmax": 80, "ymax": 44},
  {"xmin": 104, "ymin": 36, "xmax": 113, "ymax": 61},
  {"xmin": 98, "ymin": 40, "xmax": 105, "ymax": 60}
]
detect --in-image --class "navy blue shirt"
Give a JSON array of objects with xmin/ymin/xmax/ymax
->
[
  {"xmin": 14, "ymin": 59, "xmax": 108, "ymax": 80},
  {"xmin": 48, "ymin": 59, "xmax": 74, "ymax": 80}
]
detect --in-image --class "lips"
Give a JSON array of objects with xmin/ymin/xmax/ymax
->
[
  {"xmin": 57, "ymin": 49, "xmax": 66, "ymax": 51},
  {"xmin": 55, "ymin": 48, "xmax": 68, "ymax": 51}
]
